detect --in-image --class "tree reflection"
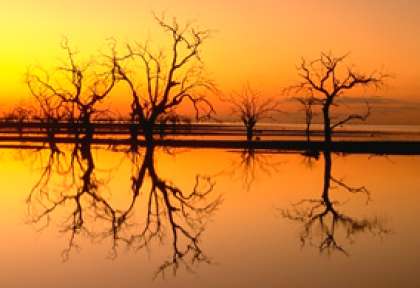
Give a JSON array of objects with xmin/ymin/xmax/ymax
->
[
  {"xmin": 119, "ymin": 144, "xmax": 221, "ymax": 276},
  {"xmin": 27, "ymin": 139, "xmax": 118, "ymax": 259},
  {"xmin": 232, "ymin": 147, "xmax": 282, "ymax": 190},
  {"xmin": 281, "ymin": 150, "xmax": 390, "ymax": 255},
  {"xmin": 26, "ymin": 141, "xmax": 221, "ymax": 276}
]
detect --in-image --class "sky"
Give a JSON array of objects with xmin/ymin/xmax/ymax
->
[{"xmin": 1, "ymin": 0, "xmax": 420, "ymax": 124}]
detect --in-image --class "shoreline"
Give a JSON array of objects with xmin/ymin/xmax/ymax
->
[
  {"xmin": 0, "ymin": 121, "xmax": 419, "ymax": 154},
  {"xmin": 0, "ymin": 136, "xmax": 419, "ymax": 155}
]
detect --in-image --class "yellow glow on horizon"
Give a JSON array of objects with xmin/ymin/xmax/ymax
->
[{"xmin": 1, "ymin": 0, "xmax": 420, "ymax": 122}]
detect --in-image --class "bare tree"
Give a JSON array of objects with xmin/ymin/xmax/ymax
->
[
  {"xmin": 228, "ymin": 84, "xmax": 280, "ymax": 141},
  {"xmin": 112, "ymin": 15, "xmax": 215, "ymax": 146},
  {"xmin": 294, "ymin": 95, "xmax": 321, "ymax": 158},
  {"xmin": 293, "ymin": 52, "xmax": 387, "ymax": 146},
  {"xmin": 2, "ymin": 106, "xmax": 34, "ymax": 137},
  {"xmin": 27, "ymin": 38, "xmax": 117, "ymax": 141},
  {"xmin": 26, "ymin": 78, "xmax": 68, "ymax": 149},
  {"xmin": 2, "ymin": 106, "xmax": 33, "ymax": 123},
  {"xmin": 294, "ymin": 95, "xmax": 316, "ymax": 144}
]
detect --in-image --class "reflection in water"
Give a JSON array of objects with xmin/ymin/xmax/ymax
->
[
  {"xmin": 232, "ymin": 147, "xmax": 281, "ymax": 190},
  {"xmin": 281, "ymin": 150, "xmax": 390, "ymax": 255},
  {"xmin": 26, "ymin": 141, "xmax": 221, "ymax": 277},
  {"xmin": 27, "ymin": 139, "xmax": 118, "ymax": 260},
  {"xmin": 122, "ymin": 145, "xmax": 221, "ymax": 276},
  {"xmin": 4, "ymin": 144, "xmax": 420, "ymax": 287}
]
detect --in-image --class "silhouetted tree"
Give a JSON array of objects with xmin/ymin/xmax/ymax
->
[
  {"xmin": 295, "ymin": 95, "xmax": 316, "ymax": 144},
  {"xmin": 294, "ymin": 95, "xmax": 321, "ymax": 158},
  {"xmin": 27, "ymin": 38, "xmax": 117, "ymax": 141},
  {"xmin": 228, "ymin": 85, "xmax": 280, "ymax": 141},
  {"xmin": 2, "ymin": 106, "xmax": 33, "ymax": 123},
  {"xmin": 26, "ymin": 77, "xmax": 68, "ymax": 150},
  {"xmin": 2, "ymin": 106, "xmax": 34, "ymax": 137},
  {"xmin": 112, "ymin": 15, "xmax": 215, "ymax": 147},
  {"xmin": 293, "ymin": 52, "xmax": 386, "ymax": 146},
  {"xmin": 155, "ymin": 112, "xmax": 193, "ymax": 139}
]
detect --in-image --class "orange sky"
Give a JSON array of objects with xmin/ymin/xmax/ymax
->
[{"xmin": 1, "ymin": 0, "xmax": 420, "ymax": 124}]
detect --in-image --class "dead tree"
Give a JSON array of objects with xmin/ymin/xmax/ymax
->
[
  {"xmin": 295, "ymin": 95, "xmax": 316, "ymax": 144},
  {"xmin": 2, "ymin": 106, "xmax": 34, "ymax": 137},
  {"xmin": 112, "ymin": 15, "xmax": 215, "ymax": 146},
  {"xmin": 27, "ymin": 38, "xmax": 116, "ymax": 141},
  {"xmin": 2, "ymin": 106, "xmax": 33, "ymax": 123},
  {"xmin": 27, "ymin": 77, "xmax": 67, "ymax": 150},
  {"xmin": 293, "ymin": 52, "xmax": 386, "ymax": 146},
  {"xmin": 294, "ymin": 95, "xmax": 321, "ymax": 158},
  {"xmin": 228, "ymin": 84, "xmax": 280, "ymax": 141}
]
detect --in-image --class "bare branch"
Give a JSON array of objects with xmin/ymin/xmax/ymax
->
[
  {"xmin": 331, "ymin": 102, "xmax": 371, "ymax": 130},
  {"xmin": 289, "ymin": 52, "xmax": 388, "ymax": 144},
  {"xmin": 225, "ymin": 84, "xmax": 281, "ymax": 141},
  {"xmin": 112, "ymin": 14, "xmax": 215, "ymax": 145}
]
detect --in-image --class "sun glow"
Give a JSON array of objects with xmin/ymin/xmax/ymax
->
[{"xmin": 1, "ymin": 0, "xmax": 420, "ymax": 123}]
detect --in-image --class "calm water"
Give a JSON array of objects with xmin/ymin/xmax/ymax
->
[{"xmin": 0, "ymin": 144, "xmax": 419, "ymax": 287}]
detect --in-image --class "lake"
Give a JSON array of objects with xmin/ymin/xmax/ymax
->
[{"xmin": 0, "ymin": 143, "xmax": 419, "ymax": 287}]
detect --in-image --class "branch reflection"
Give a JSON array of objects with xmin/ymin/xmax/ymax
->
[
  {"xmin": 26, "ymin": 141, "xmax": 221, "ymax": 277},
  {"xmin": 282, "ymin": 150, "xmax": 390, "ymax": 255},
  {"xmin": 122, "ymin": 144, "xmax": 221, "ymax": 276},
  {"xmin": 232, "ymin": 147, "xmax": 282, "ymax": 190}
]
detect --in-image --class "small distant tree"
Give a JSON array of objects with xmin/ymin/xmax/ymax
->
[
  {"xmin": 2, "ymin": 106, "xmax": 34, "ymax": 137},
  {"xmin": 112, "ymin": 15, "xmax": 215, "ymax": 146},
  {"xmin": 3, "ymin": 106, "xmax": 33, "ymax": 122},
  {"xmin": 293, "ymin": 52, "xmax": 387, "ymax": 146},
  {"xmin": 294, "ymin": 95, "xmax": 316, "ymax": 144},
  {"xmin": 229, "ymin": 84, "xmax": 280, "ymax": 141}
]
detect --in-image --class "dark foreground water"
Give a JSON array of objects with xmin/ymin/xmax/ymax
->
[{"xmin": 0, "ymin": 144, "xmax": 419, "ymax": 287}]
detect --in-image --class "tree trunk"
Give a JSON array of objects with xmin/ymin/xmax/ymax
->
[
  {"xmin": 323, "ymin": 102, "xmax": 332, "ymax": 148},
  {"xmin": 143, "ymin": 121, "xmax": 154, "ymax": 147},
  {"xmin": 82, "ymin": 114, "xmax": 93, "ymax": 142},
  {"xmin": 46, "ymin": 118, "xmax": 59, "ymax": 152},
  {"xmin": 129, "ymin": 123, "xmax": 138, "ymax": 149},
  {"xmin": 144, "ymin": 144, "xmax": 156, "ymax": 174},
  {"xmin": 246, "ymin": 126, "xmax": 254, "ymax": 141},
  {"xmin": 305, "ymin": 119, "xmax": 311, "ymax": 144},
  {"xmin": 322, "ymin": 149, "xmax": 332, "ymax": 210}
]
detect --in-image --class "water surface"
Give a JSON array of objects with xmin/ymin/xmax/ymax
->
[{"xmin": 0, "ymin": 144, "xmax": 419, "ymax": 287}]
